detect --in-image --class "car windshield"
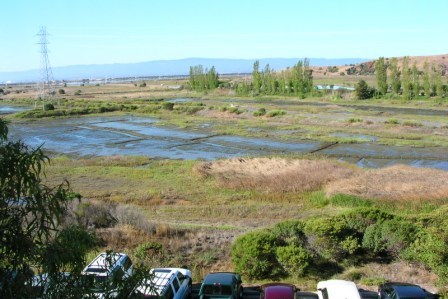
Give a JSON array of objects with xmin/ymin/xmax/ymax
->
[
  {"xmin": 90, "ymin": 276, "xmax": 107, "ymax": 292},
  {"xmin": 203, "ymin": 285, "xmax": 232, "ymax": 295}
]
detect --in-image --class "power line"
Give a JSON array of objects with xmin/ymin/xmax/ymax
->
[{"xmin": 36, "ymin": 26, "xmax": 56, "ymax": 109}]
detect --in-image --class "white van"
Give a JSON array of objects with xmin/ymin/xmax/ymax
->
[
  {"xmin": 82, "ymin": 252, "xmax": 134, "ymax": 298},
  {"xmin": 131, "ymin": 267, "xmax": 192, "ymax": 299},
  {"xmin": 316, "ymin": 280, "xmax": 362, "ymax": 299}
]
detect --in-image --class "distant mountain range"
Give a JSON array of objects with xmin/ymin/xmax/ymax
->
[{"xmin": 0, "ymin": 57, "xmax": 369, "ymax": 83}]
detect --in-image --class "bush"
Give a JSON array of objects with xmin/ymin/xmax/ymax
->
[
  {"xmin": 44, "ymin": 103, "xmax": 55, "ymax": 111},
  {"xmin": 355, "ymin": 79, "xmax": 375, "ymax": 100},
  {"xmin": 162, "ymin": 102, "xmax": 174, "ymax": 111},
  {"xmin": 362, "ymin": 218, "xmax": 418, "ymax": 257},
  {"xmin": 231, "ymin": 231, "xmax": 282, "ymax": 279},
  {"xmin": 276, "ymin": 244, "xmax": 311, "ymax": 277},
  {"xmin": 266, "ymin": 110, "xmax": 286, "ymax": 117},
  {"xmin": 253, "ymin": 108, "xmax": 266, "ymax": 117},
  {"xmin": 348, "ymin": 117, "xmax": 363, "ymax": 123},
  {"xmin": 271, "ymin": 220, "xmax": 305, "ymax": 243},
  {"xmin": 342, "ymin": 208, "xmax": 394, "ymax": 233},
  {"xmin": 134, "ymin": 242, "xmax": 164, "ymax": 266},
  {"xmin": 385, "ymin": 118, "xmax": 399, "ymax": 125},
  {"xmin": 404, "ymin": 227, "xmax": 448, "ymax": 283},
  {"xmin": 304, "ymin": 217, "xmax": 361, "ymax": 261},
  {"xmin": 58, "ymin": 89, "xmax": 65, "ymax": 94}
]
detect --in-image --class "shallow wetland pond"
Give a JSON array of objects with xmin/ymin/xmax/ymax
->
[{"xmin": 7, "ymin": 113, "xmax": 448, "ymax": 171}]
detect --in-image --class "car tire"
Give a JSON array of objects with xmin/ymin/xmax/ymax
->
[{"xmin": 238, "ymin": 286, "xmax": 244, "ymax": 299}]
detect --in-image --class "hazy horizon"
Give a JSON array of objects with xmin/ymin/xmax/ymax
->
[{"xmin": 2, "ymin": 0, "xmax": 447, "ymax": 73}]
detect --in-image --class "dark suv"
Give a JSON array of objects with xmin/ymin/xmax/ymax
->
[
  {"xmin": 378, "ymin": 282, "xmax": 439, "ymax": 299},
  {"xmin": 199, "ymin": 272, "xmax": 243, "ymax": 299}
]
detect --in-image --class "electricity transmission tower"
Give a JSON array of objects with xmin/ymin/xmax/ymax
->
[{"xmin": 36, "ymin": 26, "xmax": 56, "ymax": 109}]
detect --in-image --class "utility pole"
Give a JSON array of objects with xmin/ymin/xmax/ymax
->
[{"xmin": 36, "ymin": 26, "xmax": 56, "ymax": 110}]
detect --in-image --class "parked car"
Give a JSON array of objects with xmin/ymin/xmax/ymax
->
[
  {"xmin": 297, "ymin": 291, "xmax": 318, "ymax": 299},
  {"xmin": 31, "ymin": 272, "xmax": 72, "ymax": 298},
  {"xmin": 81, "ymin": 252, "xmax": 134, "ymax": 298},
  {"xmin": 378, "ymin": 282, "xmax": 439, "ymax": 299},
  {"xmin": 260, "ymin": 283, "xmax": 298, "ymax": 299},
  {"xmin": 316, "ymin": 280, "xmax": 362, "ymax": 299},
  {"xmin": 129, "ymin": 267, "xmax": 192, "ymax": 299},
  {"xmin": 199, "ymin": 272, "xmax": 243, "ymax": 299}
]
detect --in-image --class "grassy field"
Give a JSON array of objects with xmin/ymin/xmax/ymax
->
[{"xmin": 2, "ymin": 77, "xmax": 448, "ymax": 292}]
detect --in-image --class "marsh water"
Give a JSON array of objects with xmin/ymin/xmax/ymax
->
[{"xmin": 5, "ymin": 111, "xmax": 448, "ymax": 171}]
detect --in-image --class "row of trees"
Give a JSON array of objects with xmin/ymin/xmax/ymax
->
[
  {"xmin": 188, "ymin": 65, "xmax": 219, "ymax": 91},
  {"xmin": 375, "ymin": 57, "xmax": 446, "ymax": 99},
  {"xmin": 235, "ymin": 60, "xmax": 314, "ymax": 97}
]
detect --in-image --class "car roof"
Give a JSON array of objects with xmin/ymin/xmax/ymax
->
[
  {"xmin": 317, "ymin": 280, "xmax": 362, "ymax": 299},
  {"xmin": 382, "ymin": 283, "xmax": 427, "ymax": 297},
  {"xmin": 136, "ymin": 268, "xmax": 191, "ymax": 296},
  {"xmin": 203, "ymin": 272, "xmax": 238, "ymax": 285},
  {"xmin": 82, "ymin": 252, "xmax": 128, "ymax": 276},
  {"xmin": 261, "ymin": 283, "xmax": 295, "ymax": 299}
]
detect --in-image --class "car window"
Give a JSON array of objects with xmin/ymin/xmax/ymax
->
[
  {"xmin": 165, "ymin": 285, "xmax": 174, "ymax": 299},
  {"xmin": 203, "ymin": 285, "xmax": 232, "ymax": 295},
  {"xmin": 123, "ymin": 257, "xmax": 132, "ymax": 271},
  {"xmin": 172, "ymin": 277, "xmax": 180, "ymax": 291},
  {"xmin": 221, "ymin": 286, "xmax": 232, "ymax": 295},
  {"xmin": 177, "ymin": 272, "xmax": 185, "ymax": 284},
  {"xmin": 381, "ymin": 287, "xmax": 396, "ymax": 299},
  {"xmin": 319, "ymin": 288, "xmax": 329, "ymax": 299}
]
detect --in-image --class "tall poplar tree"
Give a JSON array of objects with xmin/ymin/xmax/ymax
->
[
  {"xmin": 411, "ymin": 61, "xmax": 420, "ymax": 96},
  {"xmin": 375, "ymin": 57, "xmax": 388, "ymax": 95},
  {"xmin": 423, "ymin": 60, "xmax": 431, "ymax": 97},
  {"xmin": 402, "ymin": 56, "xmax": 411, "ymax": 100},
  {"xmin": 389, "ymin": 58, "xmax": 401, "ymax": 94},
  {"xmin": 252, "ymin": 60, "xmax": 261, "ymax": 95},
  {"xmin": 436, "ymin": 65, "xmax": 443, "ymax": 97}
]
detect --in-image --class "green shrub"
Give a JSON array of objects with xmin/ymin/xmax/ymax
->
[
  {"xmin": 271, "ymin": 220, "xmax": 305, "ymax": 242},
  {"xmin": 231, "ymin": 230, "xmax": 281, "ymax": 279},
  {"xmin": 162, "ymin": 102, "xmax": 174, "ymax": 111},
  {"xmin": 385, "ymin": 118, "xmax": 399, "ymax": 125},
  {"xmin": 58, "ymin": 89, "xmax": 65, "ymax": 94},
  {"xmin": 266, "ymin": 110, "xmax": 286, "ymax": 117},
  {"xmin": 362, "ymin": 219, "xmax": 418, "ymax": 256},
  {"xmin": 44, "ymin": 103, "xmax": 55, "ymax": 111},
  {"xmin": 342, "ymin": 208, "xmax": 394, "ymax": 233},
  {"xmin": 355, "ymin": 79, "xmax": 375, "ymax": 100},
  {"xmin": 404, "ymin": 227, "xmax": 448, "ymax": 283},
  {"xmin": 276, "ymin": 244, "xmax": 311, "ymax": 277},
  {"xmin": 348, "ymin": 117, "xmax": 363, "ymax": 123},
  {"xmin": 253, "ymin": 108, "xmax": 266, "ymax": 117},
  {"xmin": 74, "ymin": 90, "xmax": 81, "ymax": 95},
  {"xmin": 304, "ymin": 217, "xmax": 361, "ymax": 261},
  {"xmin": 134, "ymin": 242, "xmax": 164, "ymax": 261}
]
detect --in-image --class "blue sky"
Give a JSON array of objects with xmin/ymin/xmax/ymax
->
[{"xmin": 1, "ymin": 0, "xmax": 447, "ymax": 72}]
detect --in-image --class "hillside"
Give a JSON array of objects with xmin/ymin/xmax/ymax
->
[{"xmin": 311, "ymin": 53, "xmax": 448, "ymax": 77}]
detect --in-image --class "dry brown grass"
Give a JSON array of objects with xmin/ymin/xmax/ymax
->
[
  {"xmin": 326, "ymin": 164, "xmax": 448, "ymax": 201},
  {"xmin": 193, "ymin": 157, "xmax": 358, "ymax": 193},
  {"xmin": 355, "ymin": 261, "xmax": 440, "ymax": 293}
]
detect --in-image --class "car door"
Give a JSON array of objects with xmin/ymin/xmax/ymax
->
[
  {"xmin": 175, "ymin": 272, "xmax": 191, "ymax": 299},
  {"xmin": 379, "ymin": 287, "xmax": 396, "ymax": 299}
]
